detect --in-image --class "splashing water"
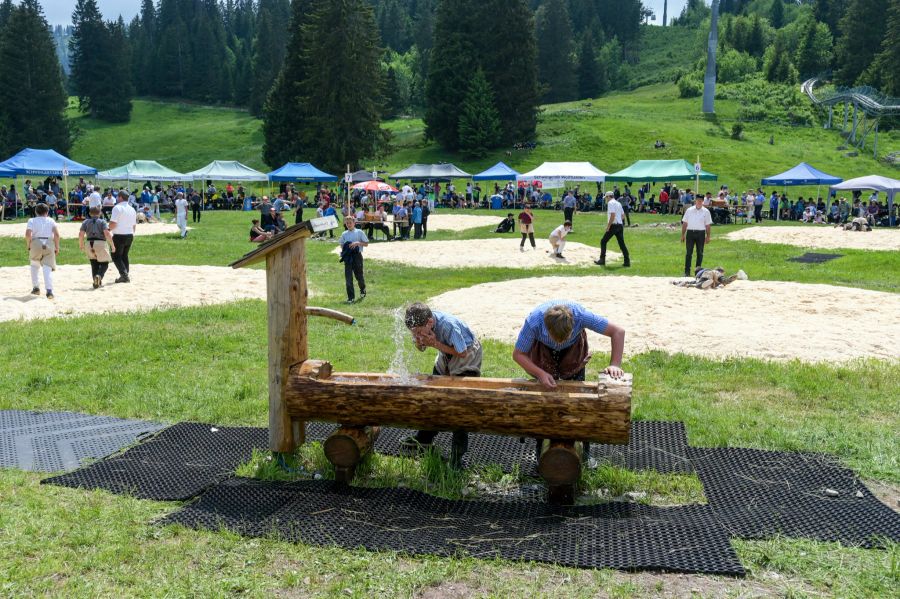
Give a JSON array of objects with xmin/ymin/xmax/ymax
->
[{"xmin": 387, "ymin": 306, "xmax": 422, "ymax": 386}]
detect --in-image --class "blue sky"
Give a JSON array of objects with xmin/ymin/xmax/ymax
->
[{"xmin": 40, "ymin": 0, "xmax": 689, "ymax": 27}]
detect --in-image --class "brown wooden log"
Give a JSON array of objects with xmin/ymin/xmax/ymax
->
[
  {"xmin": 538, "ymin": 440, "xmax": 582, "ymax": 486},
  {"xmin": 305, "ymin": 306, "xmax": 355, "ymax": 325},
  {"xmin": 266, "ymin": 242, "xmax": 308, "ymax": 453},
  {"xmin": 286, "ymin": 367, "xmax": 631, "ymax": 444},
  {"xmin": 324, "ymin": 425, "xmax": 380, "ymax": 468}
]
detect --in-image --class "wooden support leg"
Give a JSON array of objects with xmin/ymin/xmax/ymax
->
[
  {"xmin": 323, "ymin": 425, "xmax": 380, "ymax": 484},
  {"xmin": 538, "ymin": 439, "xmax": 582, "ymax": 505}
]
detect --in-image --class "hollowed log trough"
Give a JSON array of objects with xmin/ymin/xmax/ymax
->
[{"xmin": 287, "ymin": 360, "xmax": 632, "ymax": 502}]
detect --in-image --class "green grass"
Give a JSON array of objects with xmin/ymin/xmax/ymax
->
[
  {"xmin": 1, "ymin": 88, "xmax": 899, "ymax": 595},
  {"xmin": 60, "ymin": 82, "xmax": 899, "ymax": 199}
]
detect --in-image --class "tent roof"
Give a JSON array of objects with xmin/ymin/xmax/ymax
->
[
  {"xmin": 605, "ymin": 159, "xmax": 716, "ymax": 182},
  {"xmin": 830, "ymin": 175, "xmax": 900, "ymax": 193},
  {"xmin": 760, "ymin": 162, "xmax": 842, "ymax": 186},
  {"xmin": 268, "ymin": 162, "xmax": 338, "ymax": 182},
  {"xmin": 96, "ymin": 160, "xmax": 186, "ymax": 181},
  {"xmin": 517, "ymin": 161, "xmax": 608, "ymax": 182},
  {"xmin": 185, "ymin": 160, "xmax": 268, "ymax": 181},
  {"xmin": 390, "ymin": 163, "xmax": 472, "ymax": 181},
  {"xmin": 348, "ymin": 169, "xmax": 384, "ymax": 183},
  {"xmin": 472, "ymin": 162, "xmax": 520, "ymax": 181},
  {"xmin": 0, "ymin": 148, "xmax": 96, "ymax": 177}
]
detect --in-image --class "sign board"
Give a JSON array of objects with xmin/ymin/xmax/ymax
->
[
  {"xmin": 63, "ymin": 167, "xmax": 69, "ymax": 177},
  {"xmin": 309, "ymin": 215, "xmax": 339, "ymax": 233},
  {"xmin": 344, "ymin": 173, "xmax": 352, "ymax": 183},
  {"xmin": 694, "ymin": 162, "xmax": 701, "ymax": 174}
]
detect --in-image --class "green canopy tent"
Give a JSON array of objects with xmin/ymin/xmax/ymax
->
[
  {"xmin": 605, "ymin": 159, "xmax": 718, "ymax": 186},
  {"xmin": 96, "ymin": 160, "xmax": 187, "ymax": 183}
]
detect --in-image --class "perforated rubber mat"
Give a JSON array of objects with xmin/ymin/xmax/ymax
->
[
  {"xmin": 305, "ymin": 421, "xmax": 693, "ymax": 474},
  {"xmin": 787, "ymin": 252, "xmax": 843, "ymax": 264},
  {"xmin": 160, "ymin": 478, "xmax": 746, "ymax": 576},
  {"xmin": 42, "ymin": 423, "xmax": 267, "ymax": 500},
  {"xmin": 0, "ymin": 410, "xmax": 164, "ymax": 472},
  {"xmin": 689, "ymin": 447, "xmax": 900, "ymax": 548}
]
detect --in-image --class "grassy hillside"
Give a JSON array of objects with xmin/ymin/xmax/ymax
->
[
  {"xmin": 68, "ymin": 83, "xmax": 899, "ymax": 195},
  {"xmin": 623, "ymin": 25, "xmax": 706, "ymax": 90}
]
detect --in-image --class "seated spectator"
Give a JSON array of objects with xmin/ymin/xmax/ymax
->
[
  {"xmin": 250, "ymin": 219, "xmax": 273, "ymax": 242},
  {"xmin": 274, "ymin": 211, "xmax": 287, "ymax": 233}
]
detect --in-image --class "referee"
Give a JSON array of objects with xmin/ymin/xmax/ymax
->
[{"xmin": 681, "ymin": 193, "xmax": 712, "ymax": 277}]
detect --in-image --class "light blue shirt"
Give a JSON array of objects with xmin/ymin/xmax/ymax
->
[
  {"xmin": 338, "ymin": 228, "xmax": 369, "ymax": 251},
  {"xmin": 515, "ymin": 300, "xmax": 608, "ymax": 352},
  {"xmin": 432, "ymin": 311, "xmax": 476, "ymax": 354},
  {"xmin": 412, "ymin": 206, "xmax": 422, "ymax": 224}
]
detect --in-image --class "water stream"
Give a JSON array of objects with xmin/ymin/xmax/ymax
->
[{"xmin": 386, "ymin": 306, "xmax": 423, "ymax": 386}]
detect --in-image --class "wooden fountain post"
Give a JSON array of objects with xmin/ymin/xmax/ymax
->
[{"xmin": 230, "ymin": 216, "xmax": 340, "ymax": 453}]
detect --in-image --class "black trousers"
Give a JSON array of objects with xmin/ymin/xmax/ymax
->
[
  {"xmin": 343, "ymin": 253, "xmax": 365, "ymax": 300},
  {"xmin": 563, "ymin": 206, "xmax": 574, "ymax": 223},
  {"xmin": 754, "ymin": 204, "xmax": 763, "ymax": 222},
  {"xmin": 111, "ymin": 234, "xmax": 133, "ymax": 278},
  {"xmin": 192, "ymin": 205, "xmax": 201, "ymax": 222},
  {"xmin": 414, "ymin": 222, "xmax": 422, "ymax": 239},
  {"xmin": 600, "ymin": 224, "xmax": 630, "ymax": 264},
  {"xmin": 520, "ymin": 232, "xmax": 535, "ymax": 248},
  {"xmin": 684, "ymin": 229, "xmax": 706, "ymax": 275},
  {"xmin": 421, "ymin": 218, "xmax": 428, "ymax": 238},
  {"xmin": 89, "ymin": 259, "xmax": 109, "ymax": 280}
]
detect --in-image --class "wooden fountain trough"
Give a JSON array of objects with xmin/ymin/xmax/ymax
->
[{"xmin": 231, "ymin": 216, "xmax": 633, "ymax": 503}]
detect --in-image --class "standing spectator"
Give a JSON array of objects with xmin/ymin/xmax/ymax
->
[
  {"xmin": 151, "ymin": 188, "xmax": 161, "ymax": 221},
  {"xmin": 293, "ymin": 193, "xmax": 304, "ymax": 224},
  {"xmin": 190, "ymin": 189, "xmax": 202, "ymax": 223},
  {"xmin": 25, "ymin": 203, "xmax": 59, "ymax": 299},
  {"xmin": 562, "ymin": 190, "xmax": 576, "ymax": 230},
  {"xmin": 175, "ymin": 192, "xmax": 189, "ymax": 239},
  {"xmin": 78, "ymin": 206, "xmax": 115, "ymax": 288},
  {"xmin": 421, "ymin": 199, "xmax": 430, "ymax": 238},
  {"xmin": 754, "ymin": 189, "xmax": 765, "ymax": 223},
  {"xmin": 658, "ymin": 187, "xmax": 669, "ymax": 214},
  {"xmin": 339, "ymin": 216, "xmax": 368, "ymax": 303},
  {"xmin": 412, "ymin": 200, "xmax": 423, "ymax": 239},
  {"xmin": 681, "ymin": 194, "xmax": 712, "ymax": 277},
  {"xmin": 109, "ymin": 190, "xmax": 137, "ymax": 283},
  {"xmin": 769, "ymin": 191, "xmax": 779, "ymax": 221},
  {"xmin": 596, "ymin": 191, "xmax": 630, "ymax": 267}
]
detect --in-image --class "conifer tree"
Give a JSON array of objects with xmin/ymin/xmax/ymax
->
[
  {"xmin": 425, "ymin": 0, "xmax": 479, "ymax": 149},
  {"xmin": 130, "ymin": 0, "xmax": 156, "ymax": 94},
  {"xmin": 536, "ymin": 0, "xmax": 575, "ymax": 103},
  {"xmin": 763, "ymin": 34, "xmax": 797, "ymax": 83},
  {"xmin": 813, "ymin": 0, "xmax": 846, "ymax": 37},
  {"xmin": 769, "ymin": 0, "xmax": 783, "ymax": 29},
  {"xmin": 475, "ymin": 0, "xmax": 539, "ymax": 144},
  {"xmin": 458, "ymin": 69, "xmax": 501, "ymax": 157},
  {"xmin": 0, "ymin": 2, "xmax": 71, "ymax": 155},
  {"xmin": 861, "ymin": 0, "xmax": 900, "ymax": 96},
  {"xmin": 795, "ymin": 18, "xmax": 832, "ymax": 79},
  {"xmin": 0, "ymin": 0, "xmax": 12, "ymax": 28},
  {"xmin": 383, "ymin": 66, "xmax": 403, "ymax": 119},
  {"xmin": 263, "ymin": 0, "xmax": 313, "ymax": 167},
  {"xmin": 249, "ymin": 0, "xmax": 291, "ymax": 116},
  {"xmin": 69, "ymin": 0, "xmax": 106, "ymax": 116},
  {"xmin": 577, "ymin": 33, "xmax": 600, "ymax": 99},
  {"xmin": 834, "ymin": 0, "xmax": 888, "ymax": 86},
  {"xmin": 294, "ymin": 0, "xmax": 386, "ymax": 173}
]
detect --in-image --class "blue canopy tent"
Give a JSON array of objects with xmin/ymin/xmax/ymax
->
[
  {"xmin": 267, "ymin": 162, "xmax": 338, "ymax": 182},
  {"xmin": 473, "ymin": 162, "xmax": 521, "ymax": 208},
  {"xmin": 472, "ymin": 162, "xmax": 520, "ymax": 181},
  {"xmin": 760, "ymin": 162, "xmax": 842, "ymax": 186},
  {"xmin": 0, "ymin": 148, "xmax": 97, "ymax": 217},
  {"xmin": 760, "ymin": 162, "xmax": 842, "ymax": 221}
]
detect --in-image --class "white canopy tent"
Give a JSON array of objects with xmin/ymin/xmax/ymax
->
[
  {"xmin": 185, "ymin": 160, "xmax": 268, "ymax": 182},
  {"xmin": 517, "ymin": 161, "xmax": 608, "ymax": 189},
  {"xmin": 831, "ymin": 175, "xmax": 900, "ymax": 226}
]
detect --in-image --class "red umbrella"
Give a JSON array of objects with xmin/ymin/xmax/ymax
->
[{"xmin": 351, "ymin": 180, "xmax": 398, "ymax": 193}]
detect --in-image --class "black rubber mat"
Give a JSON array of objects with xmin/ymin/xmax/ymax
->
[
  {"xmin": 42, "ymin": 423, "xmax": 267, "ymax": 500},
  {"xmin": 305, "ymin": 421, "xmax": 693, "ymax": 474},
  {"xmin": 787, "ymin": 252, "xmax": 843, "ymax": 263},
  {"xmin": 160, "ymin": 478, "xmax": 746, "ymax": 576},
  {"xmin": 0, "ymin": 410, "xmax": 164, "ymax": 472},
  {"xmin": 689, "ymin": 447, "xmax": 900, "ymax": 548}
]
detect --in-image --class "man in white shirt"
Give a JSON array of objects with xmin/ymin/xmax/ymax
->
[
  {"xmin": 87, "ymin": 189, "xmax": 102, "ymax": 211},
  {"xmin": 548, "ymin": 221, "xmax": 571, "ymax": 259},
  {"xmin": 174, "ymin": 192, "xmax": 189, "ymax": 239},
  {"xmin": 109, "ymin": 190, "xmax": 137, "ymax": 283},
  {"xmin": 681, "ymin": 194, "xmax": 712, "ymax": 277},
  {"xmin": 595, "ymin": 191, "xmax": 630, "ymax": 267},
  {"xmin": 25, "ymin": 203, "xmax": 60, "ymax": 299}
]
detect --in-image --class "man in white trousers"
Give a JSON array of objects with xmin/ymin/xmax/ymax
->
[
  {"xmin": 25, "ymin": 203, "xmax": 60, "ymax": 299},
  {"xmin": 175, "ymin": 192, "xmax": 189, "ymax": 238}
]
